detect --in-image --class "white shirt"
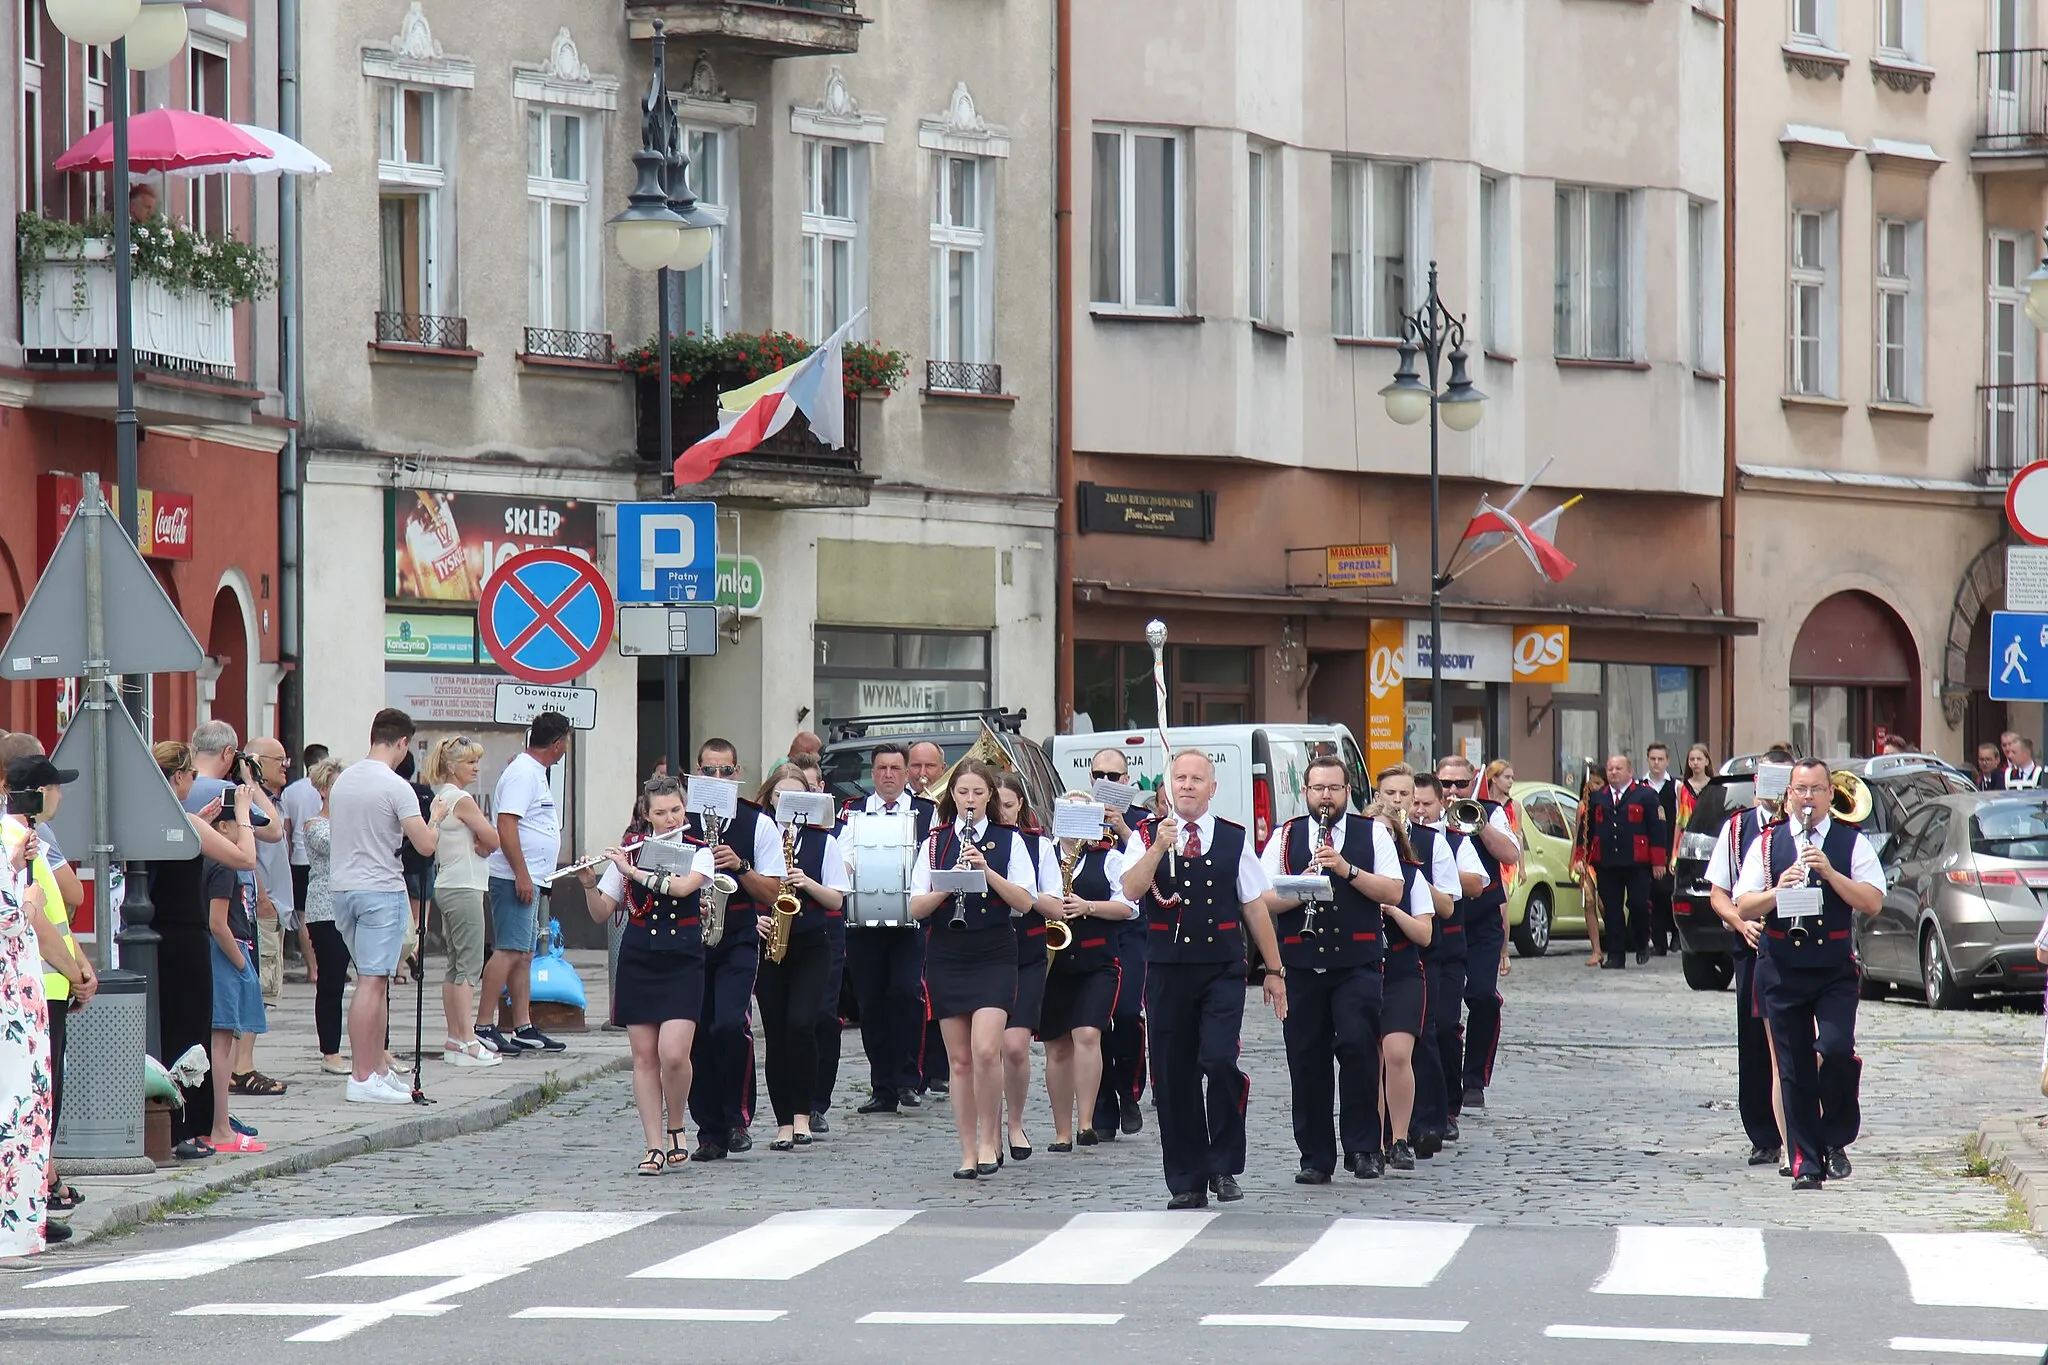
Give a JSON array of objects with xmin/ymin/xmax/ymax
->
[
  {"xmin": 484, "ymin": 753, "xmax": 561, "ymax": 883},
  {"xmin": 1398, "ymin": 868, "xmax": 1436, "ymax": 919},
  {"xmin": 1121, "ymin": 809, "xmax": 1272, "ymax": 905},
  {"xmin": 862, "ymin": 791, "xmax": 920, "ymax": 816},
  {"xmin": 1256, "ymin": 815, "xmax": 1402, "ymax": 885},
  {"xmin": 279, "ymin": 777, "xmax": 323, "ymax": 865},
  {"xmin": 1487, "ymin": 804, "xmax": 1515, "ymax": 839},
  {"xmin": 597, "ymin": 843, "xmax": 719, "ymax": 904},
  {"xmin": 1731, "ymin": 814, "xmax": 1886, "ymax": 898},
  {"xmin": 1644, "ymin": 772, "xmax": 1672, "ymax": 793},
  {"xmin": 1705, "ymin": 818, "xmax": 1740, "ymax": 893},
  {"xmin": 911, "ymin": 818, "xmax": 1038, "ymax": 895},
  {"xmin": 1030, "ymin": 834, "xmax": 1063, "ymax": 903},
  {"xmin": 1411, "ymin": 822, "xmax": 1461, "ymax": 898}
]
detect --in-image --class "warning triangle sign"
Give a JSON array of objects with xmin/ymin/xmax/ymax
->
[{"xmin": 1, "ymin": 493, "xmax": 203, "ymax": 681}]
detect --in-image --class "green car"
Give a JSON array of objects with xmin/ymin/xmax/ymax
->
[{"xmin": 1504, "ymin": 780, "xmax": 1591, "ymax": 956}]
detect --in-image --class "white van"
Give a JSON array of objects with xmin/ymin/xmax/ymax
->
[{"xmin": 1047, "ymin": 724, "xmax": 1373, "ymax": 851}]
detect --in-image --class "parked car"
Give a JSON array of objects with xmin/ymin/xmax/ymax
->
[
  {"xmin": 1672, "ymin": 754, "xmax": 1977, "ymax": 991},
  {"xmin": 1858, "ymin": 791, "xmax": 2048, "ymax": 1009},
  {"xmin": 819, "ymin": 708, "xmax": 1061, "ymax": 826},
  {"xmin": 1503, "ymin": 780, "xmax": 1591, "ymax": 957}
]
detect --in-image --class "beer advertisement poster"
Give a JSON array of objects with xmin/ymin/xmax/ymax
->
[{"xmin": 386, "ymin": 490, "xmax": 599, "ymax": 603}]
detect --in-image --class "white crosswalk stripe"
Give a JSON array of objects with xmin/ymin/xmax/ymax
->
[
  {"xmin": 31, "ymin": 1217, "xmax": 409, "ymax": 1288},
  {"xmin": 967, "ymin": 1211, "xmax": 1218, "ymax": 1285},
  {"xmin": 1592, "ymin": 1226, "xmax": 1767, "ymax": 1299},
  {"xmin": 1884, "ymin": 1233, "xmax": 2048, "ymax": 1311},
  {"xmin": 631, "ymin": 1209, "xmax": 916, "ymax": 1282},
  {"xmin": 1260, "ymin": 1218, "xmax": 1474, "ymax": 1288},
  {"xmin": 319, "ymin": 1211, "xmax": 659, "ymax": 1278}
]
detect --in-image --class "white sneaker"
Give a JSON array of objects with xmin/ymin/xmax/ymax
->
[
  {"xmin": 443, "ymin": 1038, "xmax": 502, "ymax": 1068},
  {"xmin": 346, "ymin": 1076, "xmax": 411, "ymax": 1105},
  {"xmin": 375, "ymin": 1071, "xmax": 413, "ymax": 1099}
]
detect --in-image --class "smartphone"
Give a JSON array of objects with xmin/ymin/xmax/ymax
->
[{"xmin": 217, "ymin": 790, "xmax": 237, "ymax": 819}]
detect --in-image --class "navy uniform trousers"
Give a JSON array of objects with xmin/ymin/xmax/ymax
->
[
  {"xmin": 811, "ymin": 911, "xmax": 847, "ymax": 1116},
  {"xmin": 1595, "ymin": 865, "xmax": 1654, "ymax": 956},
  {"xmin": 1146, "ymin": 960, "xmax": 1249, "ymax": 1196},
  {"xmin": 1762, "ymin": 959, "xmax": 1861, "ymax": 1178},
  {"xmin": 844, "ymin": 924, "xmax": 925, "ymax": 1105},
  {"xmin": 1461, "ymin": 912, "xmax": 1506, "ymax": 1098},
  {"xmin": 1095, "ymin": 917, "xmax": 1149, "ymax": 1133},
  {"xmin": 1413, "ymin": 949, "xmax": 1466, "ymax": 1138},
  {"xmin": 1732, "ymin": 951, "xmax": 1781, "ymax": 1152},
  {"xmin": 690, "ymin": 930, "xmax": 760, "ymax": 1144},
  {"xmin": 1282, "ymin": 965, "xmax": 1382, "ymax": 1173}
]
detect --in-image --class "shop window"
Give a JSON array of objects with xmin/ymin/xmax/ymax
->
[
  {"xmin": 1074, "ymin": 642, "xmax": 1254, "ymax": 731},
  {"xmin": 1405, "ymin": 679, "xmax": 1500, "ymax": 771},
  {"xmin": 1548, "ymin": 661, "xmax": 1700, "ymax": 781},
  {"xmin": 815, "ymin": 627, "xmax": 990, "ymax": 726}
]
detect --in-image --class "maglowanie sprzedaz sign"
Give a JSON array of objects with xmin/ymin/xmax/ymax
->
[{"xmin": 1077, "ymin": 483, "xmax": 1216, "ymax": 540}]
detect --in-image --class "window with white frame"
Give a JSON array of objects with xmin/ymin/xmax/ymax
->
[
  {"xmin": 377, "ymin": 84, "xmax": 449, "ymax": 329},
  {"xmin": 802, "ymin": 138, "xmax": 864, "ymax": 338},
  {"xmin": 1787, "ymin": 207, "xmax": 1838, "ymax": 396},
  {"xmin": 1874, "ymin": 217, "xmax": 1924, "ymax": 404},
  {"xmin": 930, "ymin": 152, "xmax": 994, "ymax": 366},
  {"xmin": 1791, "ymin": 0, "xmax": 1836, "ymax": 45},
  {"xmin": 1989, "ymin": 231, "xmax": 2039, "ymax": 474},
  {"xmin": 1091, "ymin": 126, "xmax": 1185, "ymax": 312},
  {"xmin": 1554, "ymin": 186, "xmax": 1635, "ymax": 361},
  {"xmin": 83, "ymin": 42, "xmax": 106, "ymax": 213},
  {"xmin": 1330, "ymin": 158, "xmax": 1414, "ymax": 339},
  {"xmin": 676, "ymin": 126, "xmax": 734, "ymax": 339},
  {"xmin": 20, "ymin": 0, "xmax": 44, "ymax": 215},
  {"xmin": 1689, "ymin": 199, "xmax": 1716, "ymax": 372},
  {"xmin": 1877, "ymin": 0, "xmax": 1922, "ymax": 58},
  {"xmin": 1248, "ymin": 145, "xmax": 1280, "ymax": 324},
  {"xmin": 526, "ymin": 108, "xmax": 595, "ymax": 341},
  {"xmin": 1479, "ymin": 173, "xmax": 1506, "ymax": 350},
  {"xmin": 187, "ymin": 39, "xmax": 230, "ymax": 237}
]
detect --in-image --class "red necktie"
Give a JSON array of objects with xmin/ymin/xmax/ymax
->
[{"xmin": 1185, "ymin": 827, "xmax": 1203, "ymax": 858}]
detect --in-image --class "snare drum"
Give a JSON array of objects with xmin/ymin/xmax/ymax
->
[{"xmin": 845, "ymin": 813, "xmax": 918, "ymax": 928}]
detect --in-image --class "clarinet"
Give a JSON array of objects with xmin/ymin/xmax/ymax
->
[
  {"xmin": 943, "ymin": 823, "xmax": 971, "ymax": 930},
  {"xmin": 1302, "ymin": 809, "xmax": 1337, "ymax": 940}
]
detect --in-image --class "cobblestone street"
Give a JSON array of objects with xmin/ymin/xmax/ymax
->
[{"xmin": 199, "ymin": 950, "xmax": 2047, "ymax": 1230}]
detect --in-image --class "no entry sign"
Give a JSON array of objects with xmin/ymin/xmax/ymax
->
[{"xmin": 479, "ymin": 547, "xmax": 615, "ymax": 685}]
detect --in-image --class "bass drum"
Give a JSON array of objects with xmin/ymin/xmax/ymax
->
[{"xmin": 845, "ymin": 812, "xmax": 919, "ymax": 928}]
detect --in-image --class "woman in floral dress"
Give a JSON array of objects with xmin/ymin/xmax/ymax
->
[{"xmin": 0, "ymin": 830, "xmax": 54, "ymax": 1256}]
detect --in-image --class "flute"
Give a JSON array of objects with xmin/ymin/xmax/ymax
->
[{"xmin": 541, "ymin": 825, "xmax": 696, "ymax": 886}]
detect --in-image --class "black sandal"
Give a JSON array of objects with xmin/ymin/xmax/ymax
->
[
  {"xmin": 665, "ymin": 1129, "xmax": 691, "ymax": 1169},
  {"xmin": 230, "ymin": 1071, "xmax": 288, "ymax": 1097},
  {"xmin": 637, "ymin": 1148, "xmax": 666, "ymax": 1176},
  {"xmin": 46, "ymin": 1184, "xmax": 84, "ymax": 1211}
]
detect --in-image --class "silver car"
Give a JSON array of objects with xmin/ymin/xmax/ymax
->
[{"xmin": 1860, "ymin": 792, "xmax": 2048, "ymax": 1009}]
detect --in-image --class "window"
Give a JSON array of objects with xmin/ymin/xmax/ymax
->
[
  {"xmin": 676, "ymin": 127, "xmax": 733, "ymax": 339},
  {"xmin": 1091, "ymin": 126, "xmax": 1185, "ymax": 312},
  {"xmin": 20, "ymin": 0, "xmax": 43, "ymax": 214},
  {"xmin": 1787, "ymin": 207, "xmax": 1836, "ymax": 397},
  {"xmin": 1988, "ymin": 232, "xmax": 2038, "ymax": 474},
  {"xmin": 1330, "ymin": 159, "xmax": 1414, "ymax": 339},
  {"xmin": 1689, "ymin": 200, "xmax": 1716, "ymax": 371},
  {"xmin": 1074, "ymin": 642, "xmax": 1254, "ymax": 730},
  {"xmin": 1874, "ymin": 217, "xmax": 1923, "ymax": 404},
  {"xmin": 1248, "ymin": 145, "xmax": 1279, "ymax": 323},
  {"xmin": 814, "ymin": 628, "xmax": 991, "ymax": 728},
  {"xmin": 1479, "ymin": 174, "xmax": 1506, "ymax": 351},
  {"xmin": 82, "ymin": 42, "xmax": 106, "ymax": 213},
  {"xmin": 526, "ymin": 109, "xmax": 593, "ymax": 336},
  {"xmin": 1791, "ymin": 0, "xmax": 1836, "ymax": 45},
  {"xmin": 1877, "ymin": 0, "xmax": 1921, "ymax": 58},
  {"xmin": 187, "ymin": 40, "xmax": 230, "ymax": 237},
  {"xmin": 1554, "ymin": 186, "xmax": 1634, "ymax": 361},
  {"xmin": 377, "ymin": 84, "xmax": 450, "ymax": 331},
  {"xmin": 930, "ymin": 152, "xmax": 994, "ymax": 364},
  {"xmin": 802, "ymin": 138, "xmax": 864, "ymax": 338}
]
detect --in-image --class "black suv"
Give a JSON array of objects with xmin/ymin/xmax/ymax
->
[{"xmin": 1671, "ymin": 754, "xmax": 1977, "ymax": 991}]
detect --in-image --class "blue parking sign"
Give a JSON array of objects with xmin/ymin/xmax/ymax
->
[
  {"xmin": 1991, "ymin": 611, "xmax": 2048, "ymax": 702},
  {"xmin": 616, "ymin": 502, "xmax": 716, "ymax": 603}
]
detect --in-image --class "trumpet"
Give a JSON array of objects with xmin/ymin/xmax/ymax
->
[
  {"xmin": 766, "ymin": 821, "xmax": 802, "ymax": 965},
  {"xmin": 1447, "ymin": 799, "xmax": 1489, "ymax": 835},
  {"xmin": 1047, "ymin": 844, "xmax": 1080, "ymax": 957}
]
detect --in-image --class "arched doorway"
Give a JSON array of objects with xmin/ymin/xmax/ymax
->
[
  {"xmin": 207, "ymin": 586, "xmax": 248, "ymax": 740},
  {"xmin": 1790, "ymin": 590, "xmax": 1919, "ymax": 758}
]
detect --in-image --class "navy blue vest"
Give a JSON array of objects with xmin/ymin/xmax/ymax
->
[
  {"xmin": 1050, "ymin": 843, "xmax": 1119, "ymax": 974},
  {"xmin": 1384, "ymin": 862, "xmax": 1426, "ymax": 984},
  {"xmin": 621, "ymin": 834, "xmax": 707, "ymax": 957},
  {"xmin": 785, "ymin": 824, "xmax": 832, "ymax": 936},
  {"xmin": 1761, "ymin": 819, "xmax": 1862, "ymax": 970},
  {"xmin": 1426, "ymin": 827, "xmax": 1471, "ymax": 964},
  {"xmin": 1272, "ymin": 815, "xmax": 1385, "ymax": 970},
  {"xmin": 1138, "ymin": 814, "xmax": 1250, "ymax": 966},
  {"xmin": 925, "ymin": 821, "xmax": 1021, "ymax": 933},
  {"xmin": 1015, "ymin": 829, "xmax": 1051, "ymax": 966}
]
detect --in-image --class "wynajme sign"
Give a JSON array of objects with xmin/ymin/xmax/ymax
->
[{"xmin": 1077, "ymin": 483, "xmax": 1216, "ymax": 541}]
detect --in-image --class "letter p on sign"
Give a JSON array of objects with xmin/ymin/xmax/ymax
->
[{"xmin": 1512, "ymin": 625, "xmax": 1570, "ymax": 683}]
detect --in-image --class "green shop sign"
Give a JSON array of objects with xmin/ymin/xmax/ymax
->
[
  {"xmin": 718, "ymin": 555, "xmax": 765, "ymax": 616},
  {"xmin": 384, "ymin": 611, "xmax": 476, "ymax": 664}
]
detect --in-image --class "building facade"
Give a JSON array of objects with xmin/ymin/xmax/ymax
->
[
  {"xmin": 1064, "ymin": 0, "xmax": 1737, "ymax": 785},
  {"xmin": 1732, "ymin": 0, "xmax": 2035, "ymax": 761},
  {"xmin": 296, "ymin": 0, "xmax": 1055, "ymax": 852}
]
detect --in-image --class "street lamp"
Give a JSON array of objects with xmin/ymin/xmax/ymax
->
[
  {"xmin": 1380, "ymin": 260, "xmax": 1486, "ymax": 763},
  {"xmin": 122, "ymin": 0, "xmax": 188, "ymax": 71}
]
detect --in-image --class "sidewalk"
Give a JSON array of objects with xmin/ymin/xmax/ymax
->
[
  {"xmin": 1976, "ymin": 1107, "xmax": 2048, "ymax": 1230},
  {"xmin": 51, "ymin": 949, "xmax": 628, "ymax": 1246}
]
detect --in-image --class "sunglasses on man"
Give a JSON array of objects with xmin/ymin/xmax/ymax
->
[
  {"xmin": 698, "ymin": 764, "xmax": 739, "ymax": 778},
  {"xmin": 1089, "ymin": 769, "xmax": 1126, "ymax": 782}
]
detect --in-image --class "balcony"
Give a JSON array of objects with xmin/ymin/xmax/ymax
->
[
  {"xmin": 1976, "ymin": 50, "xmax": 2048, "ymax": 168},
  {"xmin": 924, "ymin": 359, "xmax": 1006, "ymax": 397},
  {"xmin": 523, "ymin": 327, "xmax": 615, "ymax": 365},
  {"xmin": 624, "ymin": 0, "xmax": 863, "ymax": 57},
  {"xmin": 1980, "ymin": 382, "xmax": 2047, "ymax": 483},
  {"xmin": 635, "ymin": 371, "xmax": 872, "ymax": 508},
  {"xmin": 18, "ymin": 243, "xmax": 258, "ymax": 425}
]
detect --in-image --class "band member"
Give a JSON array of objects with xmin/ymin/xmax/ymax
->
[
  {"xmin": 909, "ymin": 761, "xmax": 1037, "ymax": 1179},
  {"xmin": 994, "ymin": 771, "xmax": 1062, "ymax": 1162},
  {"xmin": 752, "ymin": 766, "xmax": 851, "ymax": 1152},
  {"xmin": 1120, "ymin": 749, "xmax": 1286, "ymax": 1209},
  {"xmin": 1370, "ymin": 799, "xmax": 1436, "ymax": 1172},
  {"xmin": 846, "ymin": 743, "xmax": 935, "ymax": 1116},
  {"xmin": 577, "ymin": 776, "xmax": 716, "ymax": 1174},
  {"xmin": 1041, "ymin": 792, "xmax": 1133, "ymax": 1151},
  {"xmin": 1571, "ymin": 769, "xmax": 1605, "ymax": 967},
  {"xmin": 907, "ymin": 740, "xmax": 952, "ymax": 1099},
  {"xmin": 1706, "ymin": 747, "xmax": 1792, "ymax": 1169},
  {"xmin": 1592, "ymin": 754, "xmax": 1666, "ymax": 968},
  {"xmin": 1639, "ymin": 743, "xmax": 1678, "ymax": 957},
  {"xmin": 1444, "ymin": 756, "xmax": 1519, "ymax": 1113},
  {"xmin": 1409, "ymin": 773, "xmax": 1482, "ymax": 1155},
  {"xmin": 1088, "ymin": 747, "xmax": 1150, "ymax": 1141},
  {"xmin": 1732, "ymin": 759, "xmax": 1884, "ymax": 1189},
  {"xmin": 796, "ymin": 753, "xmax": 847, "ymax": 1134},
  {"xmin": 1262, "ymin": 757, "xmax": 1406, "ymax": 1184},
  {"xmin": 684, "ymin": 739, "xmax": 786, "ymax": 1162}
]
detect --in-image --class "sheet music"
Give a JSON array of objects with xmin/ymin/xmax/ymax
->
[
  {"xmin": 775, "ymin": 790, "xmax": 837, "ymax": 827},
  {"xmin": 1272, "ymin": 874, "xmax": 1335, "ymax": 903},
  {"xmin": 1774, "ymin": 886, "xmax": 1823, "ymax": 924},
  {"xmin": 1052, "ymin": 801, "xmax": 1109, "ymax": 841},
  {"xmin": 686, "ymin": 775, "xmax": 740, "ymax": 820},
  {"xmin": 637, "ymin": 839, "xmax": 694, "ymax": 874},
  {"xmin": 930, "ymin": 868, "xmax": 988, "ymax": 894},
  {"xmin": 1754, "ymin": 763, "xmax": 1791, "ymax": 801},
  {"xmin": 1091, "ymin": 777, "xmax": 1139, "ymax": 811}
]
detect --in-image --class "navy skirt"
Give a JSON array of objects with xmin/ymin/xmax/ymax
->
[
  {"xmin": 1038, "ymin": 962, "xmax": 1118, "ymax": 1040},
  {"xmin": 926, "ymin": 923, "xmax": 1017, "ymax": 1019},
  {"xmin": 614, "ymin": 948, "xmax": 705, "ymax": 1026},
  {"xmin": 1382, "ymin": 973, "xmax": 1425, "ymax": 1038},
  {"xmin": 1009, "ymin": 956, "xmax": 1047, "ymax": 1034}
]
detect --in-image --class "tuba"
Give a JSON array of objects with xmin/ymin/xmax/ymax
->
[
  {"xmin": 922, "ymin": 724, "xmax": 1016, "ymax": 803},
  {"xmin": 765, "ymin": 821, "xmax": 802, "ymax": 965},
  {"xmin": 1829, "ymin": 769, "xmax": 1873, "ymax": 825}
]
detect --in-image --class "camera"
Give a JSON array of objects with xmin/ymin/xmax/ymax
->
[
  {"xmin": 5, "ymin": 789, "xmax": 44, "ymax": 819},
  {"xmin": 237, "ymin": 752, "xmax": 265, "ymax": 782},
  {"xmin": 217, "ymin": 789, "xmax": 237, "ymax": 820}
]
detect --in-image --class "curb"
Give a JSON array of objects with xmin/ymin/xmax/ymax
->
[
  {"xmin": 67, "ymin": 1054, "xmax": 629, "ymax": 1247},
  {"xmin": 1975, "ymin": 1113, "xmax": 2048, "ymax": 1233}
]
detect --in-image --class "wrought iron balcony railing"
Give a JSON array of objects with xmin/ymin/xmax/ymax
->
[
  {"xmin": 1978, "ymin": 49, "xmax": 2048, "ymax": 153},
  {"xmin": 524, "ymin": 327, "xmax": 615, "ymax": 364},
  {"xmin": 1980, "ymin": 381, "xmax": 2048, "ymax": 482},
  {"xmin": 925, "ymin": 359, "xmax": 1004, "ymax": 395},
  {"xmin": 375, "ymin": 311, "xmax": 470, "ymax": 349}
]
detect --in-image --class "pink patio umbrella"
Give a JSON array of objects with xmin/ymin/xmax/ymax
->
[{"xmin": 53, "ymin": 108, "xmax": 271, "ymax": 174}]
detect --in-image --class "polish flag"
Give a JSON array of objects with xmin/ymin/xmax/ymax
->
[
  {"xmin": 674, "ymin": 312, "xmax": 862, "ymax": 487},
  {"xmin": 1461, "ymin": 499, "xmax": 1577, "ymax": 583}
]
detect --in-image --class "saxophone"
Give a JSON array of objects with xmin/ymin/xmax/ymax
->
[
  {"xmin": 766, "ymin": 822, "xmax": 802, "ymax": 964},
  {"xmin": 699, "ymin": 811, "xmax": 735, "ymax": 949},
  {"xmin": 1046, "ymin": 844, "xmax": 1080, "ymax": 958}
]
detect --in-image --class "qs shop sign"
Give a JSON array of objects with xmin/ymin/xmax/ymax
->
[
  {"xmin": 1511, "ymin": 625, "xmax": 1570, "ymax": 684},
  {"xmin": 1364, "ymin": 619, "xmax": 1407, "ymax": 772}
]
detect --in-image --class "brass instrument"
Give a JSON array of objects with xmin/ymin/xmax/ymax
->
[
  {"xmin": 1047, "ymin": 844, "xmax": 1081, "ymax": 957},
  {"xmin": 766, "ymin": 822, "xmax": 802, "ymax": 965},
  {"xmin": 921, "ymin": 724, "xmax": 1016, "ymax": 804},
  {"xmin": 699, "ymin": 811, "xmax": 733, "ymax": 949},
  {"xmin": 1302, "ymin": 809, "xmax": 1337, "ymax": 939},
  {"xmin": 1446, "ymin": 799, "xmax": 1488, "ymax": 835},
  {"xmin": 1830, "ymin": 769, "xmax": 1873, "ymax": 825}
]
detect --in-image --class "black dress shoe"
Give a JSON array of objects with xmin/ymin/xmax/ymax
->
[
  {"xmin": 44, "ymin": 1220, "xmax": 71, "ymax": 1244},
  {"xmin": 976, "ymin": 1160, "xmax": 999, "ymax": 1175},
  {"xmin": 1746, "ymin": 1145, "xmax": 1782, "ymax": 1167},
  {"xmin": 1295, "ymin": 1164, "xmax": 1331, "ymax": 1185},
  {"xmin": 1341, "ymin": 1153, "xmax": 1360, "ymax": 1175},
  {"xmin": 1388, "ymin": 1139, "xmax": 1416, "ymax": 1171},
  {"xmin": 727, "ymin": 1127, "xmax": 753, "ymax": 1153},
  {"xmin": 693, "ymin": 1141, "xmax": 727, "ymax": 1162},
  {"xmin": 1651, "ymin": 942, "xmax": 1669, "ymax": 957},
  {"xmin": 1444, "ymin": 1119, "xmax": 1460, "ymax": 1143},
  {"xmin": 1462, "ymin": 1087, "xmax": 1485, "ymax": 1110},
  {"xmin": 810, "ymin": 1112, "xmax": 831, "ymax": 1134},
  {"xmin": 925, "ymin": 1079, "xmax": 949, "ymax": 1097},
  {"xmin": 1167, "ymin": 1190, "xmax": 1208, "ymax": 1210},
  {"xmin": 1414, "ymin": 1131, "xmax": 1442, "ymax": 1159},
  {"xmin": 1355, "ymin": 1151, "xmax": 1385, "ymax": 1180},
  {"xmin": 856, "ymin": 1096, "xmax": 898, "ymax": 1115},
  {"xmin": 1601, "ymin": 956, "xmax": 1625, "ymax": 970},
  {"xmin": 1824, "ymin": 1147, "xmax": 1852, "ymax": 1180},
  {"xmin": 900, "ymin": 1091, "xmax": 923, "ymax": 1108},
  {"xmin": 1636, "ymin": 948, "xmax": 1650, "ymax": 965},
  {"xmin": 1209, "ymin": 1174, "xmax": 1243, "ymax": 1202},
  {"xmin": 1094, "ymin": 1124, "xmax": 1118, "ymax": 1142},
  {"xmin": 1077, "ymin": 1128, "xmax": 1099, "ymax": 1146},
  {"xmin": 1120, "ymin": 1095, "xmax": 1143, "ymax": 1135},
  {"xmin": 1790, "ymin": 1173, "xmax": 1825, "ymax": 1191}
]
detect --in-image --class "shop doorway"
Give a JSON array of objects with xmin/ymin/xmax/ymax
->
[
  {"xmin": 1790, "ymin": 590, "xmax": 1918, "ymax": 757},
  {"xmin": 207, "ymin": 585, "xmax": 248, "ymax": 740}
]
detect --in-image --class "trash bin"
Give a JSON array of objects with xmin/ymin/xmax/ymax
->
[{"xmin": 53, "ymin": 968, "xmax": 151, "ymax": 1167}]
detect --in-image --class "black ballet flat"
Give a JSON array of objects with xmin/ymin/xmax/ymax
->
[
  {"xmin": 1048, "ymin": 1140, "xmax": 1074, "ymax": 1153},
  {"xmin": 1077, "ymin": 1128, "xmax": 1099, "ymax": 1147},
  {"xmin": 953, "ymin": 1165, "xmax": 979, "ymax": 1180},
  {"xmin": 1009, "ymin": 1142, "xmax": 1032, "ymax": 1161},
  {"xmin": 976, "ymin": 1160, "xmax": 1000, "ymax": 1176},
  {"xmin": 768, "ymin": 1137, "xmax": 795, "ymax": 1152},
  {"xmin": 793, "ymin": 1132, "xmax": 814, "ymax": 1146}
]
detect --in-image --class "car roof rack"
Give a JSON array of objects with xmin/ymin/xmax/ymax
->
[{"xmin": 823, "ymin": 707, "xmax": 1027, "ymax": 743}]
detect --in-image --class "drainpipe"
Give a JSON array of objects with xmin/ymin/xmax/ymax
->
[
  {"xmin": 1719, "ymin": 0, "xmax": 1738, "ymax": 757},
  {"xmin": 1054, "ymin": 0, "xmax": 1075, "ymax": 733},
  {"xmin": 277, "ymin": 0, "xmax": 303, "ymax": 751}
]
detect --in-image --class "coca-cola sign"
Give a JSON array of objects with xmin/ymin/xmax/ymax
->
[{"xmin": 39, "ymin": 474, "xmax": 195, "ymax": 561}]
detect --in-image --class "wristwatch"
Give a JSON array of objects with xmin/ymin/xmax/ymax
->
[{"xmin": 1267, "ymin": 965, "xmax": 1287, "ymax": 979}]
